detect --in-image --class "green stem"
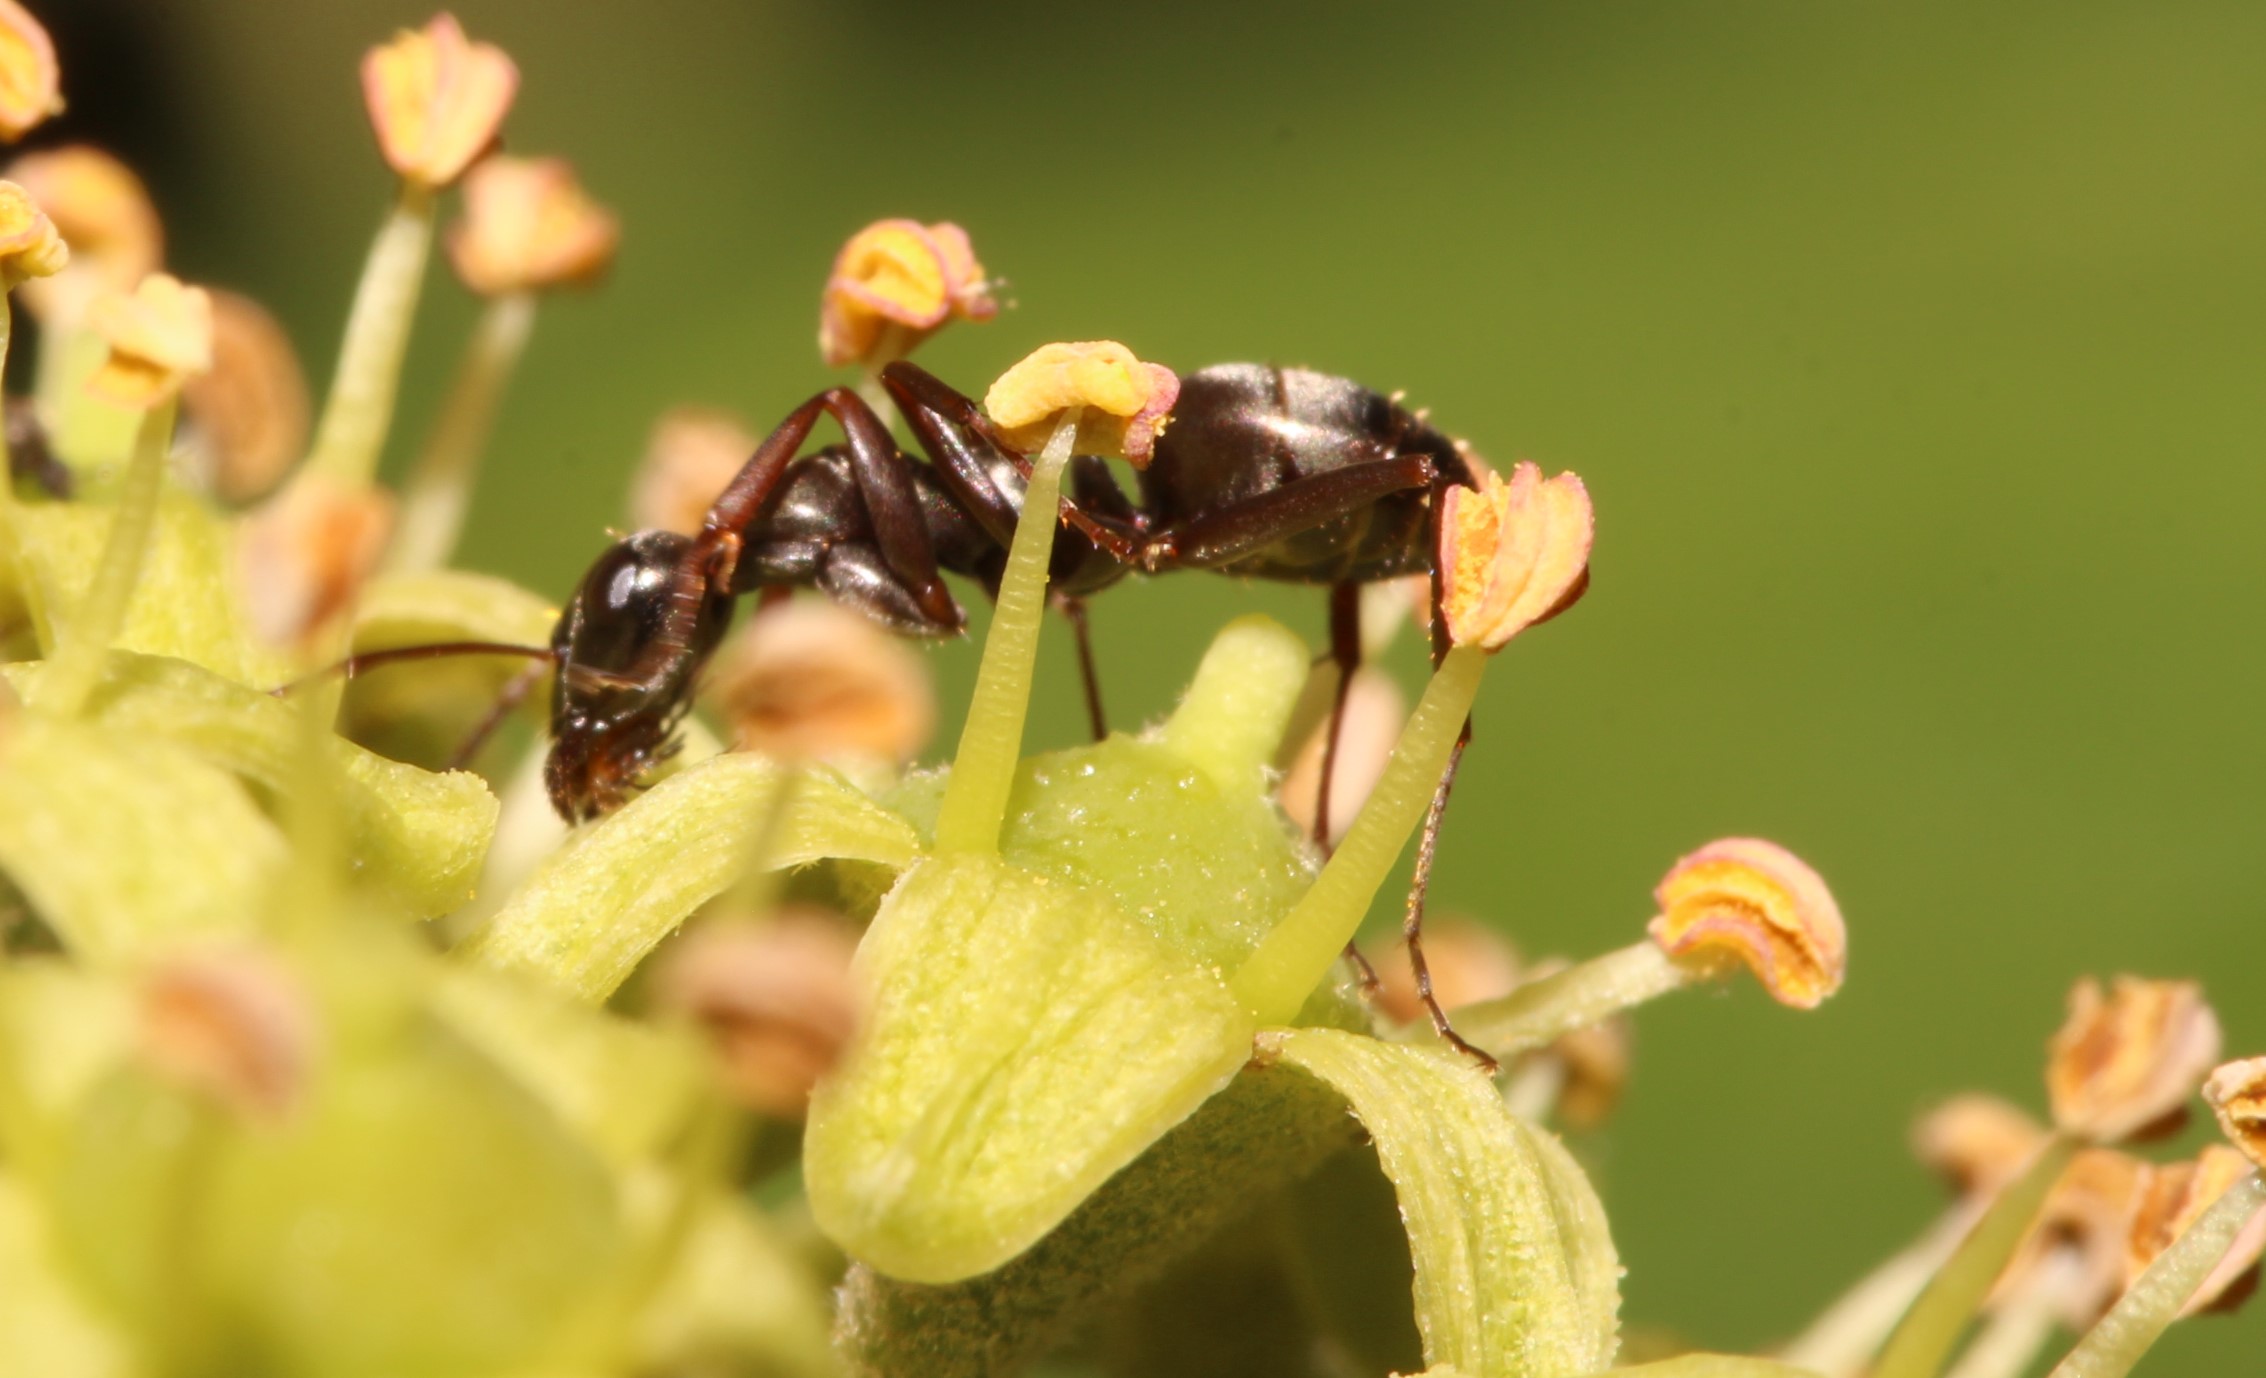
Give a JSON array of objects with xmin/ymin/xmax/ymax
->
[
  {"xmin": 1231, "ymin": 643, "xmax": 1487, "ymax": 1026},
  {"xmin": 1779, "ymin": 1207, "xmax": 1976, "ymax": 1377},
  {"xmin": 1451, "ymin": 941, "xmax": 1690, "ymax": 1060},
  {"xmin": 1943, "ymin": 1253, "xmax": 2072, "ymax": 1378},
  {"xmin": 383, "ymin": 291, "xmax": 536, "ymax": 574},
  {"xmin": 33, "ymin": 399, "xmax": 176, "ymax": 717},
  {"xmin": 2047, "ymin": 1170, "xmax": 2266, "ymax": 1378},
  {"xmin": 1872, "ymin": 1133, "xmax": 2079, "ymax": 1378},
  {"xmin": 932, "ymin": 409, "xmax": 1079, "ymax": 855},
  {"xmin": 300, "ymin": 182, "xmax": 435, "ymax": 485}
]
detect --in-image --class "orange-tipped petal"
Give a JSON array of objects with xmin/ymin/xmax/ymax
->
[
  {"xmin": 817, "ymin": 217, "xmax": 996, "ymax": 368},
  {"xmin": 85, "ymin": 272, "xmax": 212, "ymax": 409},
  {"xmin": 0, "ymin": 0, "xmax": 61, "ymax": 143},
  {"xmin": 1437, "ymin": 461, "xmax": 1593, "ymax": 652},
  {"xmin": 1647, "ymin": 837, "xmax": 1846, "ymax": 1008},
  {"xmin": 445, "ymin": 154, "xmax": 620, "ymax": 296},
  {"xmin": 984, "ymin": 340, "xmax": 1180, "ymax": 465},
  {"xmin": 2204, "ymin": 1056, "xmax": 2266, "ymax": 1168},
  {"xmin": 2046, "ymin": 976, "xmax": 2221, "ymax": 1143},
  {"xmin": 0, "ymin": 176, "xmax": 63, "ymax": 290},
  {"xmin": 361, "ymin": 13, "xmax": 519, "ymax": 190}
]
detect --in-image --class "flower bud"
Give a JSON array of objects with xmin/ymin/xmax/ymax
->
[
  {"xmin": 140, "ymin": 949, "xmax": 315, "ymax": 1122},
  {"xmin": 1278, "ymin": 665, "xmax": 1405, "ymax": 847},
  {"xmin": 1996, "ymin": 1147, "xmax": 2146, "ymax": 1327},
  {"xmin": 818, "ymin": 217, "xmax": 995, "ymax": 368},
  {"xmin": 1437, "ymin": 460, "xmax": 1593, "ymax": 652},
  {"xmin": 361, "ymin": 13, "xmax": 519, "ymax": 190},
  {"xmin": 627, "ymin": 406, "xmax": 755, "ymax": 535},
  {"xmin": 85, "ymin": 271, "xmax": 212, "ymax": 409},
  {"xmin": 236, "ymin": 474, "xmax": 396, "ymax": 647},
  {"xmin": 1912, "ymin": 1093, "xmax": 2048, "ymax": 1198},
  {"xmin": 0, "ymin": 0, "xmax": 61, "ymax": 143},
  {"xmin": 699, "ymin": 596, "xmax": 936, "ymax": 767},
  {"xmin": 445, "ymin": 155, "xmax": 619, "ymax": 296},
  {"xmin": 654, "ymin": 908, "xmax": 862, "ymax": 1119},
  {"xmin": 2126, "ymin": 1145, "xmax": 2266, "ymax": 1317},
  {"xmin": 2, "ymin": 145, "xmax": 158, "ymax": 320},
  {"xmin": 2203, "ymin": 1056, "xmax": 2266, "ymax": 1168},
  {"xmin": 179, "ymin": 289, "xmax": 311, "ymax": 503},
  {"xmin": 2045, "ymin": 976, "xmax": 2221, "ymax": 1143},
  {"xmin": 984, "ymin": 340, "xmax": 1179, "ymax": 466},
  {"xmin": 1646, "ymin": 837, "xmax": 1845, "ymax": 1008},
  {"xmin": 0, "ymin": 175, "xmax": 63, "ymax": 290}
]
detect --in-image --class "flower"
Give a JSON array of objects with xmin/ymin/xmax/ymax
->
[
  {"xmin": 2203, "ymin": 1056, "xmax": 2266, "ymax": 1167},
  {"xmin": 179, "ymin": 289, "xmax": 311, "ymax": 503},
  {"xmin": 85, "ymin": 271, "xmax": 212, "ymax": 408},
  {"xmin": 0, "ymin": 0, "xmax": 61, "ymax": 143},
  {"xmin": 628, "ymin": 406, "xmax": 756, "ymax": 535},
  {"xmin": 2126, "ymin": 1145, "xmax": 2266, "ymax": 1317},
  {"xmin": 1278, "ymin": 665, "xmax": 1406, "ymax": 847},
  {"xmin": 699, "ymin": 596, "xmax": 936, "ymax": 767},
  {"xmin": 140, "ymin": 949, "xmax": 316, "ymax": 1122},
  {"xmin": 2045, "ymin": 976, "xmax": 2221, "ymax": 1143},
  {"xmin": 236, "ymin": 474, "xmax": 396, "ymax": 647},
  {"xmin": 361, "ymin": 13, "xmax": 518, "ymax": 190},
  {"xmin": 1436, "ymin": 460, "xmax": 1593, "ymax": 651},
  {"xmin": 983, "ymin": 340, "xmax": 1180, "ymax": 465},
  {"xmin": 445, "ymin": 155, "xmax": 620, "ymax": 296},
  {"xmin": 2, "ymin": 144, "xmax": 158, "ymax": 319},
  {"xmin": 1912, "ymin": 1093, "xmax": 2049, "ymax": 1197},
  {"xmin": 0, "ymin": 175, "xmax": 64, "ymax": 290},
  {"xmin": 1647, "ymin": 837, "xmax": 1846, "ymax": 1008},
  {"xmin": 818, "ymin": 217, "xmax": 996, "ymax": 368},
  {"xmin": 655, "ymin": 908, "xmax": 864, "ymax": 1119}
]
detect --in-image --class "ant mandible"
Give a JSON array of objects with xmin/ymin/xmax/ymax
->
[{"xmin": 348, "ymin": 358, "xmax": 1523, "ymax": 1060}]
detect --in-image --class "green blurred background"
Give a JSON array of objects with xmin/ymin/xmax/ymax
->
[{"xmin": 42, "ymin": 0, "xmax": 2266, "ymax": 1369}]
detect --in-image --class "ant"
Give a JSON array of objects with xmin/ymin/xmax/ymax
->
[{"xmin": 332, "ymin": 360, "xmax": 1523, "ymax": 1061}]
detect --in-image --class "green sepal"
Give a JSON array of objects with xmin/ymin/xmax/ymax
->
[
  {"xmin": 806, "ymin": 850, "xmax": 1259, "ymax": 1284},
  {"xmin": 0, "ymin": 715, "xmax": 283, "ymax": 963},
  {"xmin": 1261, "ymin": 1027, "xmax": 1622, "ymax": 1378},
  {"xmin": 458, "ymin": 752, "xmax": 921, "ymax": 1001},
  {"xmin": 9, "ymin": 490, "xmax": 286, "ymax": 686},
  {"xmin": 4, "ymin": 652, "xmax": 499, "ymax": 920}
]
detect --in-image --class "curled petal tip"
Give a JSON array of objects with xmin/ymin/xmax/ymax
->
[
  {"xmin": 1647, "ymin": 836, "xmax": 1845, "ymax": 1008},
  {"xmin": 1438, "ymin": 461, "xmax": 1594, "ymax": 651},
  {"xmin": 2046, "ymin": 976, "xmax": 2221, "ymax": 1143},
  {"xmin": 818, "ymin": 218, "xmax": 995, "ymax": 368},
  {"xmin": 362, "ymin": 12, "xmax": 519, "ymax": 190},
  {"xmin": 984, "ymin": 341, "xmax": 1179, "ymax": 465}
]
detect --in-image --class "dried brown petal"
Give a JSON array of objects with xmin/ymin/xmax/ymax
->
[
  {"xmin": 654, "ymin": 908, "xmax": 862, "ymax": 1119},
  {"xmin": 445, "ymin": 155, "xmax": 620, "ymax": 296},
  {"xmin": 1912, "ymin": 1093, "xmax": 2049, "ymax": 1198},
  {"xmin": 1549, "ymin": 1015, "xmax": 1633, "ymax": 1132},
  {"xmin": 2046, "ymin": 976, "xmax": 2221, "ymax": 1143},
  {"xmin": 627, "ymin": 406, "xmax": 755, "ymax": 535},
  {"xmin": 140, "ymin": 949, "xmax": 315, "ymax": 1122},
  {"xmin": 179, "ymin": 289, "xmax": 311, "ymax": 503},
  {"xmin": 1372, "ymin": 916, "xmax": 1520, "ymax": 1027},
  {"xmin": 700, "ymin": 596, "xmax": 936, "ymax": 766},
  {"xmin": 236, "ymin": 475, "xmax": 396, "ymax": 647},
  {"xmin": 2204, "ymin": 1055, "xmax": 2266, "ymax": 1168}
]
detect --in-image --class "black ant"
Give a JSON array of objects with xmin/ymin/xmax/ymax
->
[{"xmin": 327, "ymin": 360, "xmax": 1528, "ymax": 1061}]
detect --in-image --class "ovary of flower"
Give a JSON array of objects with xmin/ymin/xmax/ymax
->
[
  {"xmin": 984, "ymin": 340, "xmax": 1180, "ymax": 466},
  {"xmin": 1437, "ymin": 460, "xmax": 1593, "ymax": 651},
  {"xmin": 446, "ymin": 155, "xmax": 620, "ymax": 296},
  {"xmin": 1647, "ymin": 837, "xmax": 1846, "ymax": 1008},
  {"xmin": 361, "ymin": 13, "xmax": 519, "ymax": 190},
  {"xmin": 0, "ymin": 176, "xmax": 64, "ymax": 290},
  {"xmin": 2203, "ymin": 1056, "xmax": 2266, "ymax": 1168},
  {"xmin": 818, "ymin": 218, "xmax": 996, "ymax": 368},
  {"xmin": 86, "ymin": 271, "xmax": 212, "ymax": 409},
  {"xmin": 2125, "ymin": 1144, "xmax": 2266, "ymax": 1317},
  {"xmin": 0, "ymin": 0, "xmax": 61, "ymax": 143},
  {"xmin": 2046, "ymin": 976, "xmax": 2222, "ymax": 1143}
]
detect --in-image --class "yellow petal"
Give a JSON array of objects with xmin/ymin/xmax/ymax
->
[
  {"xmin": 1437, "ymin": 461, "xmax": 1593, "ymax": 651},
  {"xmin": 985, "ymin": 341, "xmax": 1181, "ymax": 465},
  {"xmin": 1647, "ymin": 836, "xmax": 1846, "ymax": 1008},
  {"xmin": 818, "ymin": 218, "xmax": 995, "ymax": 368}
]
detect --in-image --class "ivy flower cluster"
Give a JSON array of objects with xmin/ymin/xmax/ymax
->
[{"xmin": 0, "ymin": 9, "xmax": 2255, "ymax": 1378}]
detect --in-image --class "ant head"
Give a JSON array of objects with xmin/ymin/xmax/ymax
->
[{"xmin": 544, "ymin": 529, "xmax": 735, "ymax": 821}]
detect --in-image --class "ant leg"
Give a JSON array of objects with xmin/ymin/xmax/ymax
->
[
  {"xmin": 1142, "ymin": 456, "xmax": 1438, "ymax": 571},
  {"xmin": 272, "ymin": 641, "xmax": 556, "ymax": 696},
  {"xmin": 445, "ymin": 655, "xmax": 551, "ymax": 770},
  {"xmin": 1317, "ymin": 580, "xmax": 1383, "ymax": 993},
  {"xmin": 1402, "ymin": 716, "xmax": 1496, "ymax": 1072},
  {"xmin": 819, "ymin": 388, "xmax": 957, "ymax": 628},
  {"xmin": 1058, "ymin": 596, "xmax": 1108, "ymax": 741}
]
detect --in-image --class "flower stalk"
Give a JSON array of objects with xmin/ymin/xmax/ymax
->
[
  {"xmin": 298, "ymin": 182, "xmax": 434, "ymax": 486},
  {"xmin": 384, "ymin": 288, "xmax": 533, "ymax": 572}
]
